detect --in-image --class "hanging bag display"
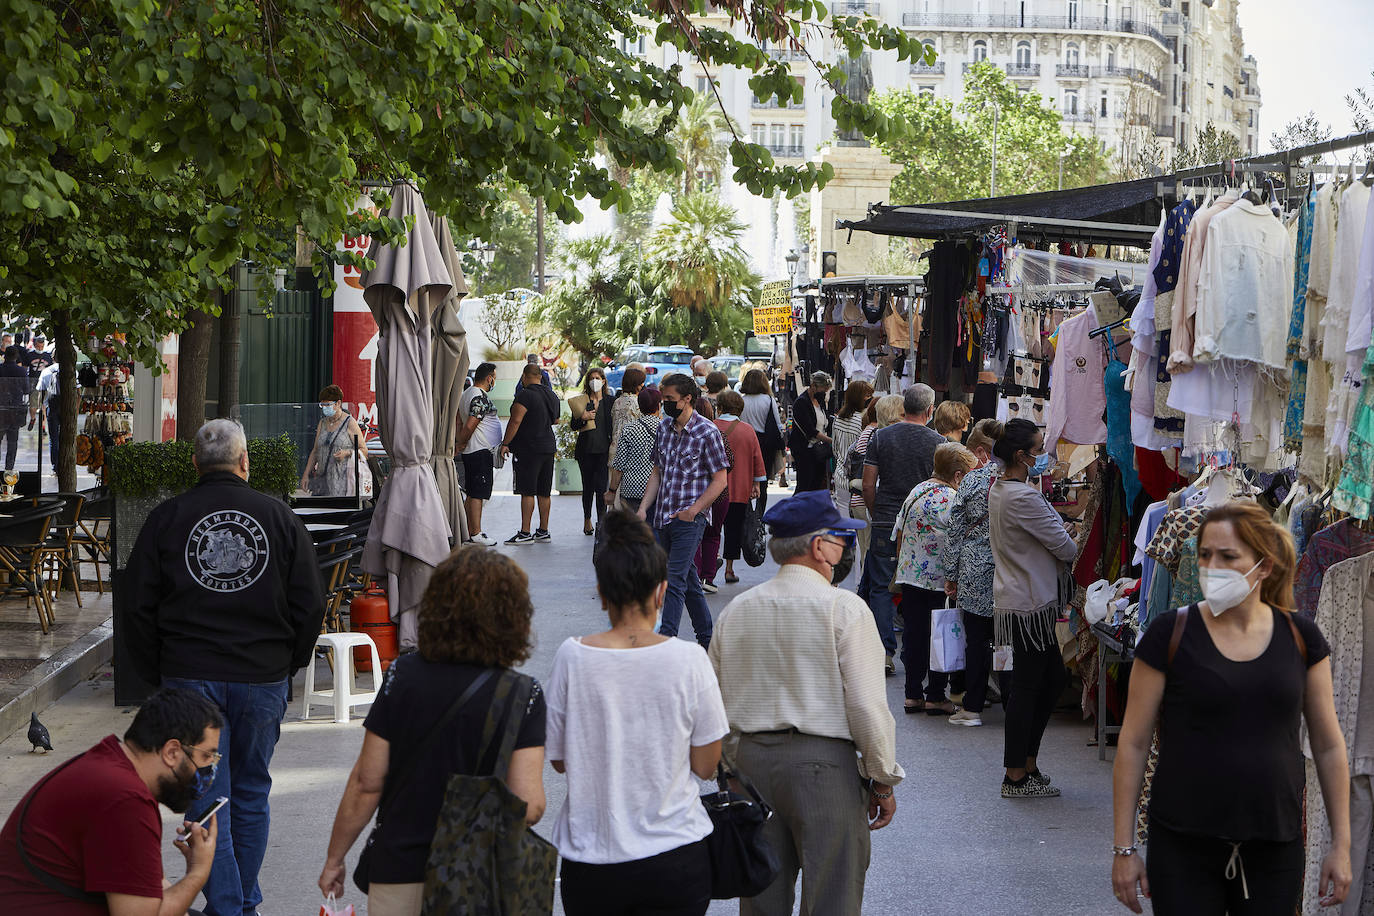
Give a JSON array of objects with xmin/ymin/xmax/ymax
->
[
  {"xmin": 929, "ymin": 601, "xmax": 967, "ymax": 674},
  {"xmin": 699, "ymin": 762, "xmax": 781, "ymax": 899},
  {"xmin": 742, "ymin": 496, "xmax": 767, "ymax": 568},
  {"xmin": 420, "ymin": 671, "xmax": 557, "ymax": 915}
]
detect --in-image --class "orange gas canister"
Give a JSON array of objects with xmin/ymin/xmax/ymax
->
[{"xmin": 350, "ymin": 587, "xmax": 398, "ymax": 672}]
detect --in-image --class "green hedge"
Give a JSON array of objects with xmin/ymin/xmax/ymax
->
[{"xmin": 105, "ymin": 434, "xmax": 298, "ymax": 500}]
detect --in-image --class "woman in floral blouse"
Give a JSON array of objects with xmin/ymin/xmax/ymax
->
[
  {"xmin": 939, "ymin": 419, "xmax": 1006, "ymax": 727},
  {"xmin": 892, "ymin": 441, "xmax": 977, "ymax": 714}
]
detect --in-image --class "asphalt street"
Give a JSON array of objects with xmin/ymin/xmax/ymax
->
[{"xmin": 0, "ymin": 474, "xmax": 1122, "ymax": 915}]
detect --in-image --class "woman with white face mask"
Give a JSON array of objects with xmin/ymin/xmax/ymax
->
[
  {"xmin": 570, "ymin": 368, "xmax": 614, "ymax": 535},
  {"xmin": 299, "ymin": 384, "xmax": 367, "ymax": 496},
  {"xmin": 1111, "ymin": 500, "xmax": 1351, "ymax": 915}
]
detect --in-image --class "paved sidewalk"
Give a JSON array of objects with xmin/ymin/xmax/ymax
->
[{"xmin": 0, "ymin": 474, "xmax": 1119, "ymax": 915}]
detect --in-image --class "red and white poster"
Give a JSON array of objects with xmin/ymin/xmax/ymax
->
[{"xmin": 333, "ymin": 194, "xmax": 381, "ymax": 436}]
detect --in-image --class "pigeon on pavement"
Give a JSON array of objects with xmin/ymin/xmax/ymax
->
[{"xmin": 28, "ymin": 712, "xmax": 52, "ymax": 753}]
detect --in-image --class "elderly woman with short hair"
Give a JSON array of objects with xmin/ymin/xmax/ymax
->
[
  {"xmin": 788, "ymin": 371, "xmax": 834, "ymax": 493},
  {"xmin": 319, "ymin": 547, "xmax": 546, "ymax": 916}
]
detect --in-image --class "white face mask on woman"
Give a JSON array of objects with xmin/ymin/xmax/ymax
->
[
  {"xmin": 1199, "ymin": 560, "xmax": 1262, "ymax": 616},
  {"xmin": 590, "ymin": 379, "xmax": 604, "ymax": 393}
]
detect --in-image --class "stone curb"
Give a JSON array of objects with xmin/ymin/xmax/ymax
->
[{"xmin": 0, "ymin": 620, "xmax": 112, "ymax": 744}]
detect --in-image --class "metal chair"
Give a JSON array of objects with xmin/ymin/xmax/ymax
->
[
  {"xmin": 37, "ymin": 492, "xmax": 85, "ymax": 607},
  {"xmin": 69, "ymin": 492, "xmax": 111, "ymax": 595},
  {"xmin": 0, "ymin": 502, "xmax": 63, "ymax": 633},
  {"xmin": 317, "ymin": 541, "xmax": 362, "ymax": 634}
]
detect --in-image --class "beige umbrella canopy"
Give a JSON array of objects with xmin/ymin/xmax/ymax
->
[
  {"xmin": 429, "ymin": 214, "xmax": 471, "ymax": 545},
  {"xmin": 360, "ymin": 182, "xmax": 453, "ymax": 649}
]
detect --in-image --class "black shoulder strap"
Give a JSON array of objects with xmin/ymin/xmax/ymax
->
[
  {"xmin": 1166, "ymin": 605, "xmax": 1191, "ymax": 668},
  {"xmin": 375, "ymin": 668, "xmax": 496, "ymax": 817},
  {"xmin": 476, "ymin": 670, "xmax": 533, "ymax": 779},
  {"xmin": 16, "ymin": 753, "xmax": 105, "ymax": 905}
]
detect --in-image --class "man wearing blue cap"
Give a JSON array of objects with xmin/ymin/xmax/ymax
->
[{"xmin": 709, "ymin": 489, "xmax": 904, "ymax": 915}]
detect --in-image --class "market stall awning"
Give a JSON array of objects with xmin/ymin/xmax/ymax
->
[{"xmin": 837, "ymin": 176, "xmax": 1170, "ymax": 247}]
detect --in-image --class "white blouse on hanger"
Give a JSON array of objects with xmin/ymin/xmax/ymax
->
[
  {"xmin": 1343, "ymin": 183, "xmax": 1374, "ymax": 371},
  {"xmin": 1323, "ymin": 181, "xmax": 1372, "ymax": 362}
]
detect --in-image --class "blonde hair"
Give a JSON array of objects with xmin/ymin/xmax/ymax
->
[
  {"xmin": 874, "ymin": 394, "xmax": 905, "ymax": 428},
  {"xmin": 966, "ymin": 418, "xmax": 1003, "ymax": 454},
  {"xmin": 932, "ymin": 400, "xmax": 972, "ymax": 436},
  {"xmin": 932, "ymin": 442, "xmax": 977, "ymax": 482},
  {"xmin": 1197, "ymin": 500, "xmax": 1298, "ymax": 611}
]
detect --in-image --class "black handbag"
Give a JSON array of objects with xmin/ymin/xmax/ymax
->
[
  {"xmin": 741, "ymin": 498, "xmax": 766, "ymax": 568},
  {"xmin": 699, "ymin": 762, "xmax": 780, "ymax": 899}
]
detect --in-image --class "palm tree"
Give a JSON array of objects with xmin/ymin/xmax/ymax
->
[
  {"xmin": 533, "ymin": 234, "xmax": 635, "ymax": 361},
  {"xmin": 645, "ymin": 193, "xmax": 760, "ymax": 314},
  {"xmin": 672, "ymin": 95, "xmax": 732, "ymax": 195}
]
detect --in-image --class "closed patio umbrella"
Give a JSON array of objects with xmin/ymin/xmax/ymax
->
[
  {"xmin": 429, "ymin": 214, "xmax": 471, "ymax": 545},
  {"xmin": 361, "ymin": 182, "xmax": 453, "ymax": 648}
]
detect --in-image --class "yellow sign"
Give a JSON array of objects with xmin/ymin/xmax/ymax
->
[
  {"xmin": 752, "ymin": 304, "xmax": 793, "ymax": 336},
  {"xmin": 753, "ymin": 281, "xmax": 793, "ymax": 335}
]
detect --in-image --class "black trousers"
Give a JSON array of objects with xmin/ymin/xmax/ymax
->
[
  {"xmin": 0, "ymin": 422, "xmax": 17, "ymax": 470},
  {"xmin": 791, "ymin": 445, "xmax": 828, "ymax": 492},
  {"xmin": 1146, "ymin": 822, "xmax": 1303, "ymax": 915},
  {"xmin": 561, "ymin": 839, "xmax": 711, "ymax": 916},
  {"xmin": 722, "ymin": 501, "xmax": 747, "ymax": 561},
  {"xmin": 1002, "ymin": 618, "xmax": 1068, "ymax": 768},
  {"xmin": 961, "ymin": 611, "xmax": 1010, "ymax": 714},
  {"xmin": 577, "ymin": 452, "xmax": 609, "ymax": 522},
  {"xmin": 900, "ymin": 585, "xmax": 950, "ymax": 704}
]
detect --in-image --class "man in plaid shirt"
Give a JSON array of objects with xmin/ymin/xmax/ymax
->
[{"xmin": 637, "ymin": 373, "xmax": 729, "ymax": 647}]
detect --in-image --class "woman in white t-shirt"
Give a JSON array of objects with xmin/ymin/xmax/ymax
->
[{"xmin": 546, "ymin": 510, "xmax": 730, "ymax": 916}]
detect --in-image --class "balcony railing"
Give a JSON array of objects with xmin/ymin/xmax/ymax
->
[
  {"xmin": 752, "ymin": 97, "xmax": 806, "ymax": 110},
  {"xmin": 1062, "ymin": 110, "xmax": 1094, "ymax": 122},
  {"xmin": 765, "ymin": 144, "xmax": 807, "ymax": 158},
  {"xmin": 910, "ymin": 60, "xmax": 946, "ymax": 74},
  {"xmin": 899, "ymin": 12, "xmax": 1167, "ymax": 46},
  {"xmin": 1056, "ymin": 64, "xmax": 1091, "ymax": 78},
  {"xmin": 835, "ymin": 0, "xmax": 879, "ymax": 15},
  {"xmin": 1101, "ymin": 66, "xmax": 1163, "ymax": 92},
  {"xmin": 763, "ymin": 47, "xmax": 809, "ymax": 62},
  {"xmin": 1154, "ymin": 119, "xmax": 1177, "ymax": 138},
  {"xmin": 1005, "ymin": 63, "xmax": 1041, "ymax": 77}
]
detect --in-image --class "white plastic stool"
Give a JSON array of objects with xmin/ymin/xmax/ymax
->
[{"xmin": 302, "ymin": 633, "xmax": 383, "ymax": 723}]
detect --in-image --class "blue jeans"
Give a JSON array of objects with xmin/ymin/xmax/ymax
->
[
  {"xmin": 864, "ymin": 538, "xmax": 898, "ymax": 658},
  {"xmin": 655, "ymin": 515, "xmax": 713, "ymax": 647},
  {"xmin": 164, "ymin": 677, "xmax": 289, "ymax": 916}
]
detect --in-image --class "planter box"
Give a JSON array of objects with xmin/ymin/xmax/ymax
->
[
  {"xmin": 555, "ymin": 458, "xmax": 582, "ymax": 495},
  {"xmin": 112, "ymin": 486, "xmax": 181, "ymax": 706}
]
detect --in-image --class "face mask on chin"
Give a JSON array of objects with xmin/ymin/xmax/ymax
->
[
  {"xmin": 159, "ymin": 757, "xmax": 213, "ymax": 813},
  {"xmin": 1199, "ymin": 560, "xmax": 1262, "ymax": 616}
]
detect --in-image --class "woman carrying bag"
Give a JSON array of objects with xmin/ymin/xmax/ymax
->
[
  {"xmin": 787, "ymin": 371, "xmax": 833, "ymax": 493},
  {"xmin": 740, "ymin": 369, "xmax": 785, "ymax": 510},
  {"xmin": 318, "ymin": 548, "xmax": 549, "ymax": 916},
  {"xmin": 546, "ymin": 510, "xmax": 730, "ymax": 916}
]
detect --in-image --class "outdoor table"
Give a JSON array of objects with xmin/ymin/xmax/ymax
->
[{"xmin": 305, "ymin": 522, "xmax": 347, "ymax": 541}]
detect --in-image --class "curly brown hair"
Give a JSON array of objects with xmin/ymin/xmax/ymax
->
[{"xmin": 418, "ymin": 546, "xmax": 534, "ymax": 667}]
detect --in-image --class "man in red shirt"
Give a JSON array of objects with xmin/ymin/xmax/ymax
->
[{"xmin": 0, "ymin": 688, "xmax": 223, "ymax": 914}]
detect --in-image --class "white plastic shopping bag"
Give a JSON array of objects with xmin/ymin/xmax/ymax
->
[
  {"xmin": 992, "ymin": 644, "xmax": 1013, "ymax": 671},
  {"xmin": 320, "ymin": 894, "xmax": 355, "ymax": 916},
  {"xmin": 929, "ymin": 603, "xmax": 967, "ymax": 673}
]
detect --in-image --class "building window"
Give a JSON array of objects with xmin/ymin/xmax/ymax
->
[
  {"xmin": 1100, "ymin": 90, "xmax": 1109, "ymax": 117},
  {"xmin": 1065, "ymin": 91, "xmax": 1080, "ymax": 114},
  {"xmin": 1016, "ymin": 41, "xmax": 1032, "ymax": 68},
  {"xmin": 973, "ymin": 40, "xmax": 988, "ymax": 63},
  {"xmin": 1173, "ymin": 74, "xmax": 1178, "ymax": 105},
  {"xmin": 1067, "ymin": 0, "xmax": 1079, "ymax": 27},
  {"xmin": 1182, "ymin": 45, "xmax": 1188, "ymax": 73},
  {"xmin": 790, "ymin": 124, "xmax": 805, "ymax": 149},
  {"xmin": 922, "ymin": 38, "xmax": 936, "ymax": 55},
  {"xmin": 751, "ymin": 124, "xmax": 765, "ymax": 145},
  {"xmin": 1065, "ymin": 43, "xmax": 1080, "ymax": 68},
  {"xmin": 696, "ymin": 75, "xmax": 711, "ymax": 94},
  {"xmin": 621, "ymin": 35, "xmax": 645, "ymax": 55},
  {"xmin": 1017, "ymin": 86, "xmax": 1030, "ymax": 95},
  {"xmin": 770, "ymin": 124, "xmax": 785, "ymax": 148},
  {"xmin": 919, "ymin": 84, "xmax": 936, "ymax": 99},
  {"xmin": 1106, "ymin": 45, "xmax": 1115, "ymax": 71},
  {"xmin": 1019, "ymin": 0, "xmax": 1027, "ymax": 26},
  {"xmin": 1248, "ymin": 110, "xmax": 1254, "ymax": 127}
]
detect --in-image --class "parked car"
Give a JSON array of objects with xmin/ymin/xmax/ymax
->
[
  {"xmin": 708, "ymin": 354, "xmax": 745, "ymax": 388},
  {"xmin": 604, "ymin": 345, "xmax": 696, "ymax": 390}
]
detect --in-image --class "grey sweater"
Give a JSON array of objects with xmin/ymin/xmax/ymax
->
[{"xmin": 988, "ymin": 478, "xmax": 1078, "ymax": 616}]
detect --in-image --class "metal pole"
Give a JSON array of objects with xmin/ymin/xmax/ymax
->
[
  {"xmin": 990, "ymin": 104, "xmax": 999, "ymax": 198},
  {"xmin": 1058, "ymin": 154, "xmax": 1065, "ymax": 190},
  {"xmin": 535, "ymin": 198, "xmax": 545, "ymax": 294}
]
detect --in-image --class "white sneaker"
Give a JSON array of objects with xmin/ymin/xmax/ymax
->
[
  {"xmin": 471, "ymin": 532, "xmax": 497, "ymax": 547},
  {"xmin": 948, "ymin": 710, "xmax": 983, "ymax": 727}
]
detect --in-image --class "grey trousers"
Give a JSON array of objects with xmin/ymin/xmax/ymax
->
[{"xmin": 736, "ymin": 730, "xmax": 871, "ymax": 916}]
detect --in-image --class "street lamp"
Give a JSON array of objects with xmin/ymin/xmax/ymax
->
[
  {"xmin": 467, "ymin": 238, "xmax": 497, "ymax": 268},
  {"xmin": 785, "ymin": 249, "xmax": 800, "ymax": 285}
]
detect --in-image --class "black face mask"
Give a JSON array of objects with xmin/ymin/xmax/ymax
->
[
  {"xmin": 831, "ymin": 544, "xmax": 855, "ymax": 585},
  {"xmin": 157, "ymin": 758, "xmax": 201, "ymax": 814},
  {"xmin": 663, "ymin": 400, "xmax": 684, "ymax": 420}
]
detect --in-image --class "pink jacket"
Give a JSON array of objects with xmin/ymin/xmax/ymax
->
[{"xmin": 716, "ymin": 417, "xmax": 767, "ymax": 504}]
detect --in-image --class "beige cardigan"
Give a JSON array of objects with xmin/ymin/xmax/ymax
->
[{"xmin": 988, "ymin": 478, "xmax": 1078, "ymax": 645}]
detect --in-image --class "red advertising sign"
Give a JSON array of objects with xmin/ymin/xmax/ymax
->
[{"xmin": 333, "ymin": 195, "xmax": 381, "ymax": 435}]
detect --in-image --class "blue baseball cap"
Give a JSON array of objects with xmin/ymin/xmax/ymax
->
[{"xmin": 762, "ymin": 490, "xmax": 868, "ymax": 538}]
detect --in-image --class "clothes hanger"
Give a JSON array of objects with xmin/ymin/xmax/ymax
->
[{"xmin": 1361, "ymin": 159, "xmax": 1374, "ymax": 187}]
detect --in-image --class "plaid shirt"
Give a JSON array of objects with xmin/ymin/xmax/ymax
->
[{"xmin": 650, "ymin": 410, "xmax": 729, "ymax": 528}]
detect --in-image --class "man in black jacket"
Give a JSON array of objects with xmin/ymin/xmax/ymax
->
[
  {"xmin": 0, "ymin": 347, "xmax": 29, "ymax": 471},
  {"xmin": 125, "ymin": 419, "xmax": 324, "ymax": 916}
]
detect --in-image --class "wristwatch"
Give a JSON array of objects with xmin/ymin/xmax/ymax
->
[{"xmin": 1112, "ymin": 845, "xmax": 1138, "ymax": 857}]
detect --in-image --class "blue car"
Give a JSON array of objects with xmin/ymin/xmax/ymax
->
[{"xmin": 604, "ymin": 345, "xmax": 697, "ymax": 391}]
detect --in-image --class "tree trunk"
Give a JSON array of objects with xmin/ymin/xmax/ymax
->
[
  {"xmin": 53, "ymin": 311, "xmax": 79, "ymax": 493},
  {"xmin": 217, "ymin": 290, "xmax": 241, "ymax": 420},
  {"xmin": 177, "ymin": 301, "xmax": 216, "ymax": 441}
]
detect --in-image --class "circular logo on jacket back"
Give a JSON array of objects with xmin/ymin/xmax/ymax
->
[{"xmin": 185, "ymin": 511, "xmax": 270, "ymax": 592}]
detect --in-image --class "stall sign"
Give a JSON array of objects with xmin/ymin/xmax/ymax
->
[
  {"xmin": 753, "ymin": 281, "xmax": 793, "ymax": 335},
  {"xmin": 332, "ymin": 194, "xmax": 381, "ymax": 435}
]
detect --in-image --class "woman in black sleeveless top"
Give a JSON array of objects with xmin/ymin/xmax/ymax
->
[{"xmin": 1111, "ymin": 500, "xmax": 1351, "ymax": 914}]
